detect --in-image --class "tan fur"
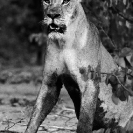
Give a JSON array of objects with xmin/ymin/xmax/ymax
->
[{"xmin": 25, "ymin": 0, "xmax": 133, "ymax": 133}]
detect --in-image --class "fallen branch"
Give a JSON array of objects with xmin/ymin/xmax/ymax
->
[
  {"xmin": 4, "ymin": 118, "xmax": 24, "ymax": 130},
  {"xmin": 49, "ymin": 125, "xmax": 76, "ymax": 132}
]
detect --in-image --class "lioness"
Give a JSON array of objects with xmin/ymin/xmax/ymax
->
[{"xmin": 25, "ymin": 0, "xmax": 133, "ymax": 132}]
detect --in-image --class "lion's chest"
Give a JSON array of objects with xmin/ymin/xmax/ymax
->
[{"xmin": 62, "ymin": 49, "xmax": 97, "ymax": 72}]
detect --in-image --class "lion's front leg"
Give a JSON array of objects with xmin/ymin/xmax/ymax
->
[
  {"xmin": 63, "ymin": 49, "xmax": 100, "ymax": 132},
  {"xmin": 25, "ymin": 73, "xmax": 63, "ymax": 133},
  {"xmin": 65, "ymin": 69, "xmax": 99, "ymax": 133},
  {"xmin": 77, "ymin": 80, "xmax": 99, "ymax": 133}
]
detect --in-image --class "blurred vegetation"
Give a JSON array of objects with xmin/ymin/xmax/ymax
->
[
  {"xmin": 82, "ymin": 0, "xmax": 133, "ymax": 52},
  {"xmin": 0, "ymin": 0, "xmax": 133, "ymax": 68},
  {"xmin": 0, "ymin": 0, "xmax": 44, "ymax": 67}
]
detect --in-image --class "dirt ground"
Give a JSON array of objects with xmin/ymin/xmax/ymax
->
[
  {"xmin": 0, "ymin": 66, "xmax": 133, "ymax": 133},
  {"xmin": 0, "ymin": 84, "xmax": 77, "ymax": 133},
  {"xmin": 0, "ymin": 67, "xmax": 77, "ymax": 133}
]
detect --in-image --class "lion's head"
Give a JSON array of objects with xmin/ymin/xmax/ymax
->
[{"xmin": 42, "ymin": 0, "xmax": 82, "ymax": 39}]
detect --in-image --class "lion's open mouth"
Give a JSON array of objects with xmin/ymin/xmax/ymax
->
[{"xmin": 48, "ymin": 23, "xmax": 66, "ymax": 34}]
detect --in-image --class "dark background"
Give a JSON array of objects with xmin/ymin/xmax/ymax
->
[{"xmin": 0, "ymin": 0, "xmax": 133, "ymax": 68}]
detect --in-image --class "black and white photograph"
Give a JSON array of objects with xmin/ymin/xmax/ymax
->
[{"xmin": 0, "ymin": 0, "xmax": 133, "ymax": 133}]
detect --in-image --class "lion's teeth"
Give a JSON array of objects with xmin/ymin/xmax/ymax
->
[
  {"xmin": 50, "ymin": 25, "xmax": 60, "ymax": 30},
  {"xmin": 56, "ymin": 27, "xmax": 60, "ymax": 30},
  {"xmin": 50, "ymin": 25, "xmax": 55, "ymax": 29}
]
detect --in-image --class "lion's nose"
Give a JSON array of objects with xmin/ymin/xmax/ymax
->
[{"xmin": 47, "ymin": 13, "xmax": 61, "ymax": 19}]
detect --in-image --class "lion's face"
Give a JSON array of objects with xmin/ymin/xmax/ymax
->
[{"xmin": 42, "ymin": 0, "xmax": 81, "ymax": 39}]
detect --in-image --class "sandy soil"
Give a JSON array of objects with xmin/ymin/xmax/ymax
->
[
  {"xmin": 0, "ymin": 67, "xmax": 133, "ymax": 133},
  {"xmin": 0, "ymin": 67, "xmax": 77, "ymax": 133},
  {"xmin": 0, "ymin": 83, "xmax": 78, "ymax": 133}
]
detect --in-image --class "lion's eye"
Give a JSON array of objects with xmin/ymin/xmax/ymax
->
[
  {"xmin": 62, "ymin": 0, "xmax": 70, "ymax": 5},
  {"xmin": 43, "ymin": 0, "xmax": 50, "ymax": 4}
]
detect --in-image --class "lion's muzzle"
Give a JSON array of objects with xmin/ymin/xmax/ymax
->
[{"xmin": 48, "ymin": 23, "xmax": 66, "ymax": 34}]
